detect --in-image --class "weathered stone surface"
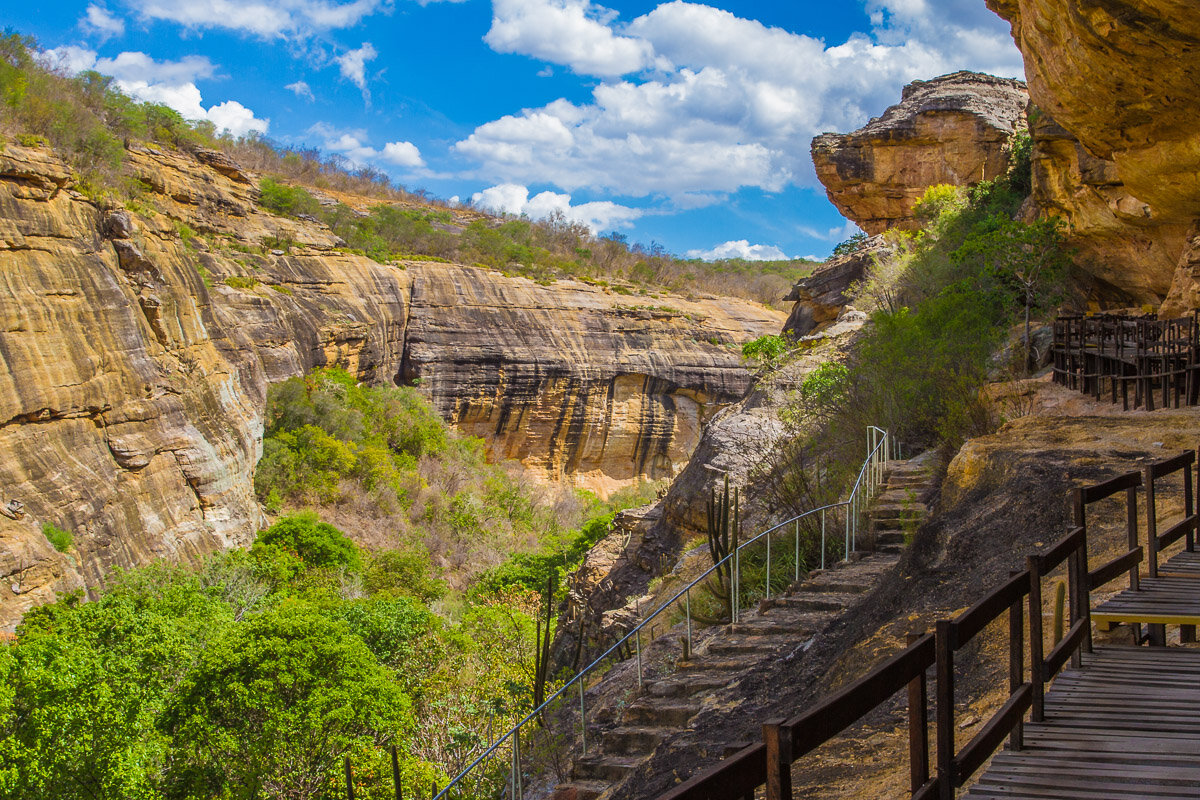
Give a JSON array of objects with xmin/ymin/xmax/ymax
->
[
  {"xmin": 783, "ymin": 236, "xmax": 891, "ymax": 335},
  {"xmin": 404, "ymin": 270, "xmax": 782, "ymax": 495},
  {"xmin": 0, "ymin": 138, "xmax": 783, "ymax": 626},
  {"xmin": 812, "ymin": 71, "xmax": 1028, "ymax": 235},
  {"xmin": 988, "ymin": 0, "xmax": 1200, "ymax": 310},
  {"xmin": 1028, "ymin": 112, "xmax": 1191, "ymax": 306}
]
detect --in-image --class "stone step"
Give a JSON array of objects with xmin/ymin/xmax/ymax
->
[
  {"xmin": 706, "ymin": 634, "xmax": 798, "ymax": 656},
  {"xmin": 679, "ymin": 655, "xmax": 763, "ymax": 672},
  {"xmin": 572, "ymin": 754, "xmax": 642, "ymax": 783},
  {"xmin": 871, "ymin": 504, "xmax": 927, "ymax": 521},
  {"xmin": 798, "ymin": 578, "xmax": 872, "ymax": 595},
  {"xmin": 552, "ymin": 780, "xmax": 610, "ymax": 800},
  {"xmin": 876, "ymin": 488, "xmax": 925, "ymax": 502},
  {"xmin": 624, "ymin": 700, "xmax": 700, "ymax": 727},
  {"xmin": 875, "ymin": 531, "xmax": 906, "ymax": 544},
  {"xmin": 727, "ymin": 617, "xmax": 819, "ymax": 637},
  {"xmin": 769, "ymin": 593, "xmax": 853, "ymax": 612},
  {"xmin": 644, "ymin": 673, "xmax": 731, "ymax": 698},
  {"xmin": 602, "ymin": 726, "xmax": 666, "ymax": 756},
  {"xmin": 883, "ymin": 475, "xmax": 930, "ymax": 487}
]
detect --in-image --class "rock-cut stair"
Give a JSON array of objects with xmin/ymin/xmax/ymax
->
[{"xmin": 552, "ymin": 457, "xmax": 935, "ymax": 800}]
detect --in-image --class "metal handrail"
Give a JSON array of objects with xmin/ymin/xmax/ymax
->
[{"xmin": 434, "ymin": 427, "xmax": 894, "ymax": 800}]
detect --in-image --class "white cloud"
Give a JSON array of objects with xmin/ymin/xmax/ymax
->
[
  {"xmin": 335, "ymin": 42, "xmax": 377, "ymax": 100},
  {"xmin": 42, "ymin": 47, "xmax": 268, "ymax": 138},
  {"xmin": 309, "ymin": 123, "xmax": 425, "ymax": 169},
  {"xmin": 125, "ymin": 0, "xmax": 390, "ymax": 38},
  {"xmin": 459, "ymin": 0, "xmax": 1024, "ymax": 202},
  {"xmin": 286, "ymin": 80, "xmax": 315, "ymax": 101},
  {"xmin": 81, "ymin": 5, "xmax": 126, "ymax": 39},
  {"xmin": 471, "ymin": 183, "xmax": 642, "ymax": 233},
  {"xmin": 485, "ymin": 0, "xmax": 655, "ymax": 77},
  {"xmin": 380, "ymin": 141, "xmax": 424, "ymax": 167},
  {"xmin": 686, "ymin": 240, "xmax": 789, "ymax": 261},
  {"xmin": 41, "ymin": 45, "xmax": 99, "ymax": 75}
]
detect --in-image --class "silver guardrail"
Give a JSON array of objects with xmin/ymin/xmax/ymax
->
[{"xmin": 435, "ymin": 426, "xmax": 895, "ymax": 799}]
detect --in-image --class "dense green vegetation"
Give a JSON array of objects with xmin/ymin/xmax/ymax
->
[
  {"xmin": 757, "ymin": 139, "xmax": 1070, "ymax": 514},
  {"xmin": 0, "ymin": 32, "xmax": 813, "ymax": 306},
  {"xmin": 1, "ymin": 370, "xmax": 659, "ymax": 798}
]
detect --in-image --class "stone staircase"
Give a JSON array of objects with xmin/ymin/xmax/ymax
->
[{"xmin": 551, "ymin": 458, "xmax": 936, "ymax": 800}]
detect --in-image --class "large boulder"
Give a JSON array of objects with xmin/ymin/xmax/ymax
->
[{"xmin": 812, "ymin": 71, "xmax": 1028, "ymax": 235}]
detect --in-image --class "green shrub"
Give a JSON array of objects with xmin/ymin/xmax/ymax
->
[
  {"xmin": 258, "ymin": 177, "xmax": 322, "ymax": 218},
  {"xmin": 253, "ymin": 512, "xmax": 361, "ymax": 571},
  {"xmin": 41, "ymin": 522, "xmax": 72, "ymax": 553},
  {"xmin": 223, "ymin": 275, "xmax": 258, "ymax": 290},
  {"xmin": 741, "ymin": 334, "xmax": 790, "ymax": 370}
]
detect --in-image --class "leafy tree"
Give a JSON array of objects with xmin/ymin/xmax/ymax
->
[
  {"xmin": 3, "ymin": 568, "xmax": 233, "ymax": 800},
  {"xmin": 741, "ymin": 334, "xmax": 791, "ymax": 373},
  {"xmin": 253, "ymin": 512, "xmax": 361, "ymax": 571},
  {"xmin": 162, "ymin": 603, "xmax": 412, "ymax": 800},
  {"xmin": 831, "ymin": 231, "xmax": 867, "ymax": 258}
]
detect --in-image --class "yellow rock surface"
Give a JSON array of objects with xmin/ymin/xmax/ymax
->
[{"xmin": 0, "ymin": 140, "xmax": 782, "ymax": 626}]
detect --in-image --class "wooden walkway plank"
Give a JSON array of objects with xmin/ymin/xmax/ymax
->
[{"xmin": 964, "ymin": 646, "xmax": 1200, "ymax": 799}]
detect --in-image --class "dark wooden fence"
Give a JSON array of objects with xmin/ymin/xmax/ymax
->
[{"xmin": 1051, "ymin": 313, "xmax": 1200, "ymax": 410}]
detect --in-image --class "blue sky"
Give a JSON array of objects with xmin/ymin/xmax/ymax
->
[{"xmin": 13, "ymin": 0, "xmax": 1024, "ymax": 260}]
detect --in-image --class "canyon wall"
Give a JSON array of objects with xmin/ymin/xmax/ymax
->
[
  {"xmin": 0, "ymin": 140, "xmax": 781, "ymax": 626},
  {"xmin": 811, "ymin": 71, "xmax": 1028, "ymax": 235},
  {"xmin": 986, "ymin": 0, "xmax": 1200, "ymax": 311}
]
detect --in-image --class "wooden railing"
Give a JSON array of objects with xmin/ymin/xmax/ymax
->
[
  {"xmin": 1051, "ymin": 313, "xmax": 1200, "ymax": 410},
  {"xmin": 1145, "ymin": 450, "xmax": 1197, "ymax": 580},
  {"xmin": 934, "ymin": 572, "xmax": 1031, "ymax": 799},
  {"xmin": 655, "ymin": 457, "xmax": 1200, "ymax": 800}
]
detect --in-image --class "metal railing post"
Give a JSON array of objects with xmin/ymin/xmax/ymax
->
[
  {"xmin": 765, "ymin": 529, "xmax": 772, "ymax": 600},
  {"xmin": 794, "ymin": 520, "xmax": 800, "ymax": 582},
  {"xmin": 685, "ymin": 587, "xmax": 692, "ymax": 655},
  {"xmin": 733, "ymin": 548, "xmax": 740, "ymax": 623},
  {"xmin": 634, "ymin": 600, "xmax": 643, "ymax": 688},
  {"xmin": 579, "ymin": 681, "xmax": 587, "ymax": 755}
]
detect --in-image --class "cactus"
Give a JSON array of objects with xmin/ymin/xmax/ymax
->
[
  {"xmin": 704, "ymin": 475, "xmax": 740, "ymax": 617},
  {"xmin": 1052, "ymin": 579, "xmax": 1066, "ymax": 644}
]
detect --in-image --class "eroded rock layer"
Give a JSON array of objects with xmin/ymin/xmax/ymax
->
[
  {"xmin": 812, "ymin": 71, "xmax": 1028, "ymax": 235},
  {"xmin": 0, "ymin": 140, "xmax": 783, "ymax": 625},
  {"xmin": 404, "ymin": 270, "xmax": 780, "ymax": 495},
  {"xmin": 987, "ymin": 0, "xmax": 1200, "ymax": 311}
]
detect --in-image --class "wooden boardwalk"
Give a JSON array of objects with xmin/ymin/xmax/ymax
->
[
  {"xmin": 966, "ymin": 646, "xmax": 1200, "ymax": 799},
  {"xmin": 656, "ymin": 449, "xmax": 1200, "ymax": 800}
]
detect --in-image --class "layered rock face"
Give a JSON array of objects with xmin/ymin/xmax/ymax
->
[
  {"xmin": 783, "ymin": 236, "xmax": 891, "ymax": 336},
  {"xmin": 812, "ymin": 71, "xmax": 1028, "ymax": 235},
  {"xmin": 987, "ymin": 0, "xmax": 1200, "ymax": 311},
  {"xmin": 0, "ymin": 140, "xmax": 781, "ymax": 626},
  {"xmin": 404, "ymin": 270, "xmax": 779, "ymax": 495}
]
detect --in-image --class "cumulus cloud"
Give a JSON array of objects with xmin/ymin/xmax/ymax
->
[
  {"xmin": 42, "ymin": 47, "xmax": 268, "ymax": 138},
  {"xmin": 81, "ymin": 5, "xmax": 126, "ymax": 39},
  {"xmin": 309, "ymin": 123, "xmax": 425, "ymax": 169},
  {"xmin": 685, "ymin": 240, "xmax": 789, "ymax": 261},
  {"xmin": 485, "ymin": 0, "xmax": 655, "ymax": 77},
  {"xmin": 335, "ymin": 42, "xmax": 377, "ymax": 99},
  {"xmin": 471, "ymin": 183, "xmax": 642, "ymax": 234},
  {"xmin": 286, "ymin": 80, "xmax": 315, "ymax": 101},
  {"xmin": 124, "ymin": 0, "xmax": 389, "ymax": 38},
  {"xmin": 458, "ymin": 0, "xmax": 1024, "ymax": 201}
]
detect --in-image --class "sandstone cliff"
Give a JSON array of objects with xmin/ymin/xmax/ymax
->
[
  {"xmin": 0, "ymin": 139, "xmax": 782, "ymax": 626},
  {"xmin": 811, "ymin": 71, "xmax": 1028, "ymax": 235},
  {"xmin": 987, "ymin": 0, "xmax": 1200, "ymax": 312}
]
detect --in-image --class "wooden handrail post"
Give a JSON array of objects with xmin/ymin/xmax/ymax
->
[
  {"xmin": 1027, "ymin": 555, "xmax": 1045, "ymax": 723},
  {"xmin": 935, "ymin": 619, "xmax": 955, "ymax": 800},
  {"xmin": 906, "ymin": 632, "xmax": 930, "ymax": 794},
  {"xmin": 1008, "ymin": 571, "xmax": 1025, "ymax": 751},
  {"xmin": 763, "ymin": 718, "xmax": 792, "ymax": 800}
]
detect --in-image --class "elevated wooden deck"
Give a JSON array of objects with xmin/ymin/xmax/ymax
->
[{"xmin": 967, "ymin": 646, "xmax": 1200, "ymax": 799}]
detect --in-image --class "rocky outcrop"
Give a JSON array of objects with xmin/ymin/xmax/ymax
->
[
  {"xmin": 987, "ymin": 0, "xmax": 1200, "ymax": 311},
  {"xmin": 812, "ymin": 71, "xmax": 1028, "ymax": 235},
  {"xmin": 783, "ymin": 236, "xmax": 890, "ymax": 335},
  {"xmin": 0, "ymin": 139, "xmax": 782, "ymax": 626},
  {"xmin": 403, "ymin": 270, "xmax": 781, "ymax": 494},
  {"xmin": 1028, "ymin": 112, "xmax": 1191, "ymax": 306}
]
